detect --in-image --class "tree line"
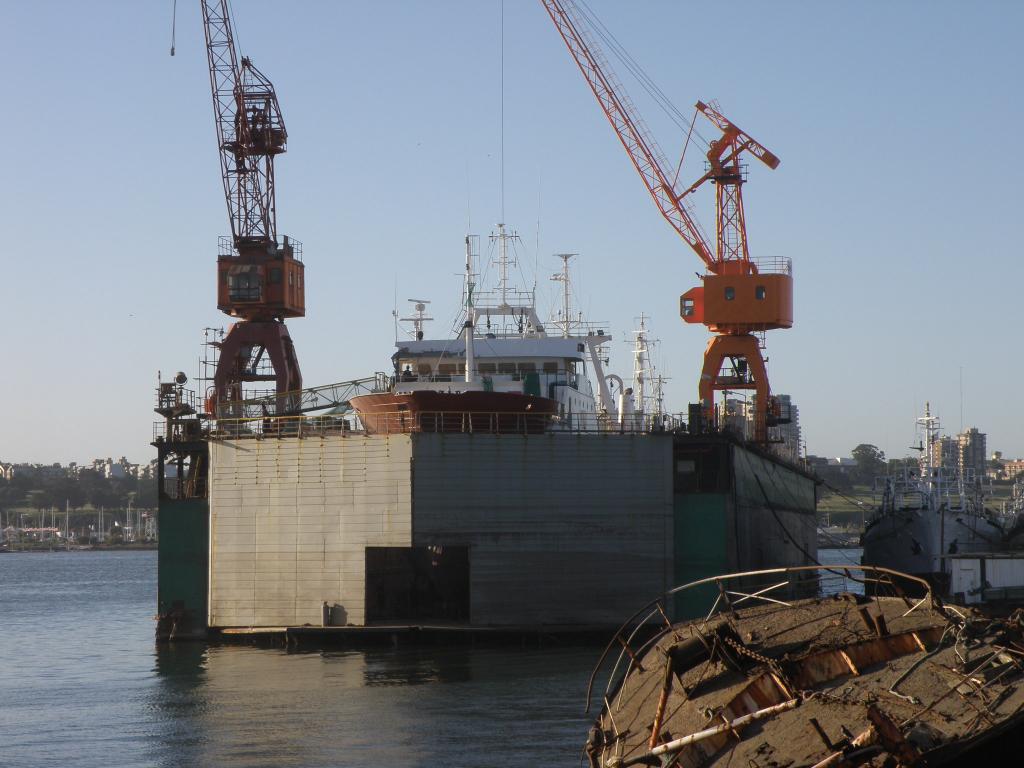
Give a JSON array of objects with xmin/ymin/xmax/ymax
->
[{"xmin": 0, "ymin": 469, "xmax": 157, "ymax": 517}]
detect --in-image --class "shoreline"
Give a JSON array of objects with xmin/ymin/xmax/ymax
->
[{"xmin": 0, "ymin": 544, "xmax": 157, "ymax": 553}]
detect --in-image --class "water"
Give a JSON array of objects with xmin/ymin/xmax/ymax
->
[
  {"xmin": 0, "ymin": 552, "xmax": 597, "ymax": 768},
  {"xmin": 818, "ymin": 547, "xmax": 865, "ymax": 594}
]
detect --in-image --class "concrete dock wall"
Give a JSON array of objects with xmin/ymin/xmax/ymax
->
[
  {"xmin": 411, "ymin": 433, "xmax": 674, "ymax": 626},
  {"xmin": 208, "ymin": 435, "xmax": 412, "ymax": 627},
  {"xmin": 205, "ymin": 432, "xmax": 814, "ymax": 631}
]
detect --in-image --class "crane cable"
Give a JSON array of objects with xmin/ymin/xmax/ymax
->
[
  {"xmin": 672, "ymin": 109, "xmax": 699, "ymax": 191},
  {"xmin": 573, "ymin": 0, "xmax": 712, "ymax": 151},
  {"xmin": 170, "ymin": 0, "xmax": 176, "ymax": 56}
]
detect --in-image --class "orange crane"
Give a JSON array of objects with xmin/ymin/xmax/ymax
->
[
  {"xmin": 199, "ymin": 0, "xmax": 304, "ymax": 415},
  {"xmin": 541, "ymin": 0, "xmax": 791, "ymax": 442}
]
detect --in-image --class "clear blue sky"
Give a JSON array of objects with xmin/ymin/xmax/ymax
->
[{"xmin": 1, "ymin": 1, "xmax": 1021, "ymax": 465}]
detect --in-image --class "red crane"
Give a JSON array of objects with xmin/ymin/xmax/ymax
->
[
  {"xmin": 541, "ymin": 0, "xmax": 792, "ymax": 442},
  {"xmin": 199, "ymin": 0, "xmax": 304, "ymax": 415}
]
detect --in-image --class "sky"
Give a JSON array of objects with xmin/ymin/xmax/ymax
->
[{"xmin": 0, "ymin": 1, "xmax": 1021, "ymax": 465}]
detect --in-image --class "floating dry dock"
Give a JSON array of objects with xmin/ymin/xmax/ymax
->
[
  {"xmin": 153, "ymin": 387, "xmax": 818, "ymax": 641},
  {"xmin": 583, "ymin": 566, "xmax": 1024, "ymax": 768}
]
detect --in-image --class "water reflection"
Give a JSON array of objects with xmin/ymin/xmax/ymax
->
[
  {"xmin": 355, "ymin": 647, "xmax": 474, "ymax": 687},
  {"xmin": 3, "ymin": 553, "xmax": 597, "ymax": 768},
  {"xmin": 146, "ymin": 641, "xmax": 595, "ymax": 768}
]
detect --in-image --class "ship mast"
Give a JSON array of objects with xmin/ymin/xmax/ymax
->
[
  {"xmin": 464, "ymin": 235, "xmax": 476, "ymax": 384},
  {"xmin": 632, "ymin": 314, "xmax": 650, "ymax": 414},
  {"xmin": 493, "ymin": 222, "xmax": 517, "ymax": 308},
  {"xmin": 918, "ymin": 402, "xmax": 940, "ymax": 479},
  {"xmin": 550, "ymin": 252, "xmax": 578, "ymax": 338}
]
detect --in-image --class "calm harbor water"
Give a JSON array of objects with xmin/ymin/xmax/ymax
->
[
  {"xmin": 0, "ymin": 551, "xmax": 597, "ymax": 768},
  {"xmin": 2, "ymin": 548, "xmax": 869, "ymax": 767}
]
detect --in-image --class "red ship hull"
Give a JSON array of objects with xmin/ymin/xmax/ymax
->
[{"xmin": 349, "ymin": 390, "xmax": 558, "ymax": 435}]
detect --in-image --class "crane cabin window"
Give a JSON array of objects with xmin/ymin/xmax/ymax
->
[
  {"xmin": 228, "ymin": 268, "xmax": 262, "ymax": 302},
  {"xmin": 682, "ymin": 298, "xmax": 695, "ymax": 317},
  {"xmin": 724, "ymin": 287, "xmax": 736, "ymax": 301},
  {"xmin": 755, "ymin": 286, "xmax": 767, "ymax": 300}
]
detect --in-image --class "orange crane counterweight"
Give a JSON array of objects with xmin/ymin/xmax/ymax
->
[{"xmin": 541, "ymin": 0, "xmax": 792, "ymax": 442}]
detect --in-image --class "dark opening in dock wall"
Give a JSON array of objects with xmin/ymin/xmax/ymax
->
[{"xmin": 364, "ymin": 546, "xmax": 470, "ymax": 623}]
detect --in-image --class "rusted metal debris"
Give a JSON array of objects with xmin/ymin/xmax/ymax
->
[{"xmin": 584, "ymin": 566, "xmax": 1024, "ymax": 767}]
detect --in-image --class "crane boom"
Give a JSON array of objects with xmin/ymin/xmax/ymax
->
[
  {"xmin": 543, "ymin": 0, "xmax": 793, "ymax": 444},
  {"xmin": 697, "ymin": 101, "xmax": 779, "ymax": 171},
  {"xmin": 201, "ymin": 0, "xmax": 286, "ymax": 247},
  {"xmin": 540, "ymin": 0, "xmax": 716, "ymax": 270}
]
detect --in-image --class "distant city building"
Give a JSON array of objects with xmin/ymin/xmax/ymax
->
[
  {"xmin": 774, "ymin": 394, "xmax": 801, "ymax": 462},
  {"xmin": 0, "ymin": 463, "xmax": 67, "ymax": 481},
  {"xmin": 828, "ymin": 458, "xmax": 857, "ymax": 469},
  {"xmin": 0, "ymin": 456, "xmax": 155, "ymax": 483},
  {"xmin": 1003, "ymin": 459, "xmax": 1024, "ymax": 480},
  {"xmin": 719, "ymin": 397, "xmax": 751, "ymax": 440},
  {"xmin": 926, "ymin": 427, "xmax": 986, "ymax": 482},
  {"xmin": 956, "ymin": 428, "xmax": 986, "ymax": 481},
  {"xmin": 928, "ymin": 436, "xmax": 958, "ymax": 472}
]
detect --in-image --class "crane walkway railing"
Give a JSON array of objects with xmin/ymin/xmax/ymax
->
[{"xmin": 749, "ymin": 256, "xmax": 792, "ymax": 275}]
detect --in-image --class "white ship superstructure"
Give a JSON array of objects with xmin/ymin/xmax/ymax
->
[
  {"xmin": 862, "ymin": 404, "xmax": 1003, "ymax": 594},
  {"xmin": 380, "ymin": 225, "xmax": 636, "ymax": 430}
]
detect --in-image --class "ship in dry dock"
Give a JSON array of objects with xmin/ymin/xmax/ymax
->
[
  {"xmin": 152, "ymin": 232, "xmax": 819, "ymax": 642},
  {"xmin": 350, "ymin": 228, "xmax": 607, "ymax": 436}
]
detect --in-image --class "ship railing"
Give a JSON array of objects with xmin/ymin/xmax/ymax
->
[
  {"xmin": 584, "ymin": 565, "xmax": 943, "ymax": 716},
  {"xmin": 206, "ymin": 409, "xmax": 687, "ymax": 439},
  {"xmin": 215, "ymin": 373, "xmax": 388, "ymax": 419}
]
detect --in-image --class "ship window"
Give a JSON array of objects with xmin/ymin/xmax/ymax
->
[
  {"xmin": 458, "ymin": 364, "xmax": 466, "ymax": 374},
  {"xmin": 478, "ymin": 363, "xmax": 497, "ymax": 374},
  {"xmin": 517, "ymin": 362, "xmax": 536, "ymax": 373},
  {"xmin": 438, "ymin": 364, "xmax": 456, "ymax": 375},
  {"xmin": 497, "ymin": 363, "xmax": 516, "ymax": 374},
  {"xmin": 417, "ymin": 364, "xmax": 432, "ymax": 376},
  {"xmin": 542, "ymin": 362, "xmax": 559, "ymax": 374},
  {"xmin": 724, "ymin": 287, "xmax": 736, "ymax": 301},
  {"xmin": 755, "ymin": 285, "xmax": 766, "ymax": 300}
]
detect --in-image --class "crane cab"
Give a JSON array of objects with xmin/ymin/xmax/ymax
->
[
  {"xmin": 217, "ymin": 236, "xmax": 305, "ymax": 320},
  {"xmin": 681, "ymin": 260, "xmax": 792, "ymax": 333}
]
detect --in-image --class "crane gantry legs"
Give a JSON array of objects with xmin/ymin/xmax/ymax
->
[
  {"xmin": 213, "ymin": 321, "xmax": 302, "ymax": 417},
  {"xmin": 698, "ymin": 334, "xmax": 772, "ymax": 444}
]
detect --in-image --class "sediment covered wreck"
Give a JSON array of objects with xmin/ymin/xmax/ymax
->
[{"xmin": 585, "ymin": 566, "xmax": 1024, "ymax": 767}]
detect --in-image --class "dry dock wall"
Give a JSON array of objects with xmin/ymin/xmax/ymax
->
[
  {"xmin": 410, "ymin": 433, "xmax": 674, "ymax": 626},
  {"xmin": 206, "ymin": 432, "xmax": 815, "ymax": 631},
  {"xmin": 671, "ymin": 438, "xmax": 818, "ymax": 619},
  {"xmin": 208, "ymin": 433, "xmax": 673, "ymax": 629},
  {"xmin": 208, "ymin": 436, "xmax": 412, "ymax": 627}
]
